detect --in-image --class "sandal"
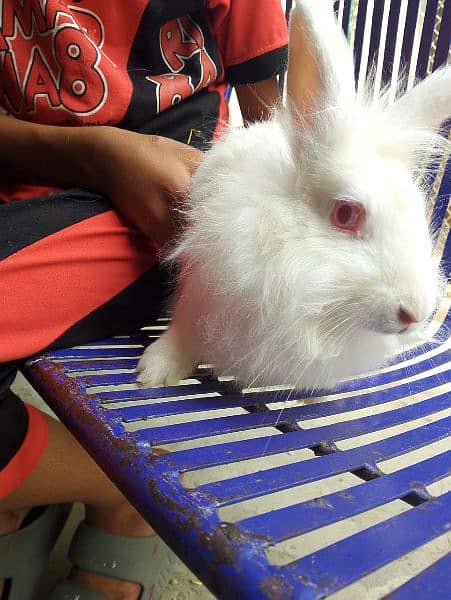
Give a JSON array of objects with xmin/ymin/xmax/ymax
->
[
  {"xmin": 0, "ymin": 503, "xmax": 72, "ymax": 600},
  {"xmin": 49, "ymin": 521, "xmax": 183, "ymax": 599}
]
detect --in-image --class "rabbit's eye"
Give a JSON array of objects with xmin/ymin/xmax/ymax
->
[{"xmin": 330, "ymin": 200, "xmax": 365, "ymax": 236}]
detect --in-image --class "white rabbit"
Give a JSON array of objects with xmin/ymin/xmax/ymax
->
[{"xmin": 137, "ymin": 0, "xmax": 451, "ymax": 390}]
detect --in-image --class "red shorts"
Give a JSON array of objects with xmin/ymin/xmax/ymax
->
[{"xmin": 0, "ymin": 188, "xmax": 170, "ymax": 498}]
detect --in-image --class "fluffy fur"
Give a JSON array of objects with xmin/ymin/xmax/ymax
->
[{"xmin": 137, "ymin": 0, "xmax": 451, "ymax": 390}]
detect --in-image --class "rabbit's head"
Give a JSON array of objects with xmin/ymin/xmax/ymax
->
[{"xmin": 266, "ymin": 0, "xmax": 451, "ymax": 384}]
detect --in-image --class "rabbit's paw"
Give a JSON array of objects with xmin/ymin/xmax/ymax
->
[{"xmin": 136, "ymin": 335, "xmax": 195, "ymax": 387}]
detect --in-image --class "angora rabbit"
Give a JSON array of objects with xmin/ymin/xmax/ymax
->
[{"xmin": 138, "ymin": 0, "xmax": 451, "ymax": 390}]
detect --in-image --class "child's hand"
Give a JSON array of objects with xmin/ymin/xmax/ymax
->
[
  {"xmin": 89, "ymin": 128, "xmax": 203, "ymax": 244},
  {"xmin": 0, "ymin": 116, "xmax": 202, "ymax": 244}
]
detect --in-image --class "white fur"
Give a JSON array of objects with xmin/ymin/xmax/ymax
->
[{"xmin": 137, "ymin": 0, "xmax": 450, "ymax": 390}]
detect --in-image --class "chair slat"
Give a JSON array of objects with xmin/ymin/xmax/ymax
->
[
  {"xmin": 386, "ymin": 553, "xmax": 451, "ymax": 599},
  {"xmin": 238, "ymin": 451, "xmax": 449, "ymax": 541},
  {"xmin": 196, "ymin": 418, "xmax": 450, "ymax": 504},
  {"xmin": 285, "ymin": 492, "xmax": 450, "ymax": 598}
]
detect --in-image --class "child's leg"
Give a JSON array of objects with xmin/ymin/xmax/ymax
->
[
  {"xmin": 0, "ymin": 188, "xmax": 169, "ymax": 362},
  {"xmin": 0, "ymin": 189, "xmax": 171, "ymax": 599},
  {"xmin": 0, "ymin": 402, "xmax": 153, "ymax": 600}
]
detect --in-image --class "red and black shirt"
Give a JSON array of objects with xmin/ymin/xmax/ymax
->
[{"xmin": 0, "ymin": 0, "xmax": 288, "ymax": 201}]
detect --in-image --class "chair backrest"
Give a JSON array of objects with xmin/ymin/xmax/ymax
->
[
  {"xmin": 336, "ymin": 0, "xmax": 450, "ymax": 96},
  {"xmin": 283, "ymin": 3, "xmax": 450, "ymax": 266},
  {"xmin": 335, "ymin": 0, "xmax": 450, "ymax": 278},
  {"xmin": 284, "ymin": 1, "xmax": 450, "ymax": 89}
]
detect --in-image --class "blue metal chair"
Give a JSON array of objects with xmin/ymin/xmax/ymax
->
[{"xmin": 23, "ymin": 1, "xmax": 450, "ymax": 598}]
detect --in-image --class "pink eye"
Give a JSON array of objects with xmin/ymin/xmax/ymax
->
[{"xmin": 330, "ymin": 199, "xmax": 366, "ymax": 236}]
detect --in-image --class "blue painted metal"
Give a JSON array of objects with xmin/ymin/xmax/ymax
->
[
  {"xmin": 286, "ymin": 493, "xmax": 451, "ymax": 597},
  {"xmin": 21, "ymin": 2, "xmax": 451, "ymax": 598},
  {"xmin": 238, "ymin": 453, "xmax": 450, "ymax": 540},
  {"xmin": 160, "ymin": 413, "xmax": 450, "ymax": 474},
  {"xmin": 386, "ymin": 554, "xmax": 451, "ymax": 599},
  {"xmin": 196, "ymin": 420, "xmax": 450, "ymax": 503}
]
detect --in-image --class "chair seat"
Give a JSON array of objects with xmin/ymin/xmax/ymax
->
[{"xmin": 22, "ymin": 295, "xmax": 451, "ymax": 598}]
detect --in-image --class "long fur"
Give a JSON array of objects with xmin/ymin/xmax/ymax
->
[{"xmin": 137, "ymin": 0, "xmax": 451, "ymax": 390}]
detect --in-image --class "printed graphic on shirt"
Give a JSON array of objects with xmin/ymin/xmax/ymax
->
[
  {"xmin": 119, "ymin": 4, "xmax": 223, "ymax": 141},
  {"xmin": 0, "ymin": 1, "xmax": 110, "ymax": 118},
  {"xmin": 147, "ymin": 15, "xmax": 217, "ymax": 113},
  {"xmin": 0, "ymin": 0, "xmax": 222, "ymax": 131}
]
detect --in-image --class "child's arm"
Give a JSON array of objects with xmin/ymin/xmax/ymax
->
[
  {"xmin": 208, "ymin": 0, "xmax": 287, "ymax": 125},
  {"xmin": 235, "ymin": 76, "xmax": 281, "ymax": 124},
  {"xmin": 0, "ymin": 114, "xmax": 201, "ymax": 243}
]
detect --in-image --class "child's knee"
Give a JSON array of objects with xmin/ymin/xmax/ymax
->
[{"xmin": 0, "ymin": 393, "xmax": 48, "ymax": 503}]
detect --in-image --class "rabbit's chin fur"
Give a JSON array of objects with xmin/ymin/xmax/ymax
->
[{"xmin": 146, "ymin": 114, "xmax": 438, "ymax": 391}]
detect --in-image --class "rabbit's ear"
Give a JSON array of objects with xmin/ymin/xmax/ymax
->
[
  {"xmin": 287, "ymin": 0, "xmax": 356, "ymax": 126},
  {"xmin": 384, "ymin": 67, "xmax": 451, "ymax": 133},
  {"xmin": 374, "ymin": 67, "xmax": 451, "ymax": 168}
]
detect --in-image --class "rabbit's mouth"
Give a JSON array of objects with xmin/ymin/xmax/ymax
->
[
  {"xmin": 397, "ymin": 324, "xmax": 424, "ymax": 338},
  {"xmin": 361, "ymin": 301, "xmax": 431, "ymax": 336}
]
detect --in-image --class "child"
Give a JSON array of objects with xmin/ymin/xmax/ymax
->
[{"xmin": 0, "ymin": 1, "xmax": 288, "ymax": 597}]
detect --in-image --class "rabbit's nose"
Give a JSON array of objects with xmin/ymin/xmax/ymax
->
[{"xmin": 397, "ymin": 306, "xmax": 418, "ymax": 327}]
